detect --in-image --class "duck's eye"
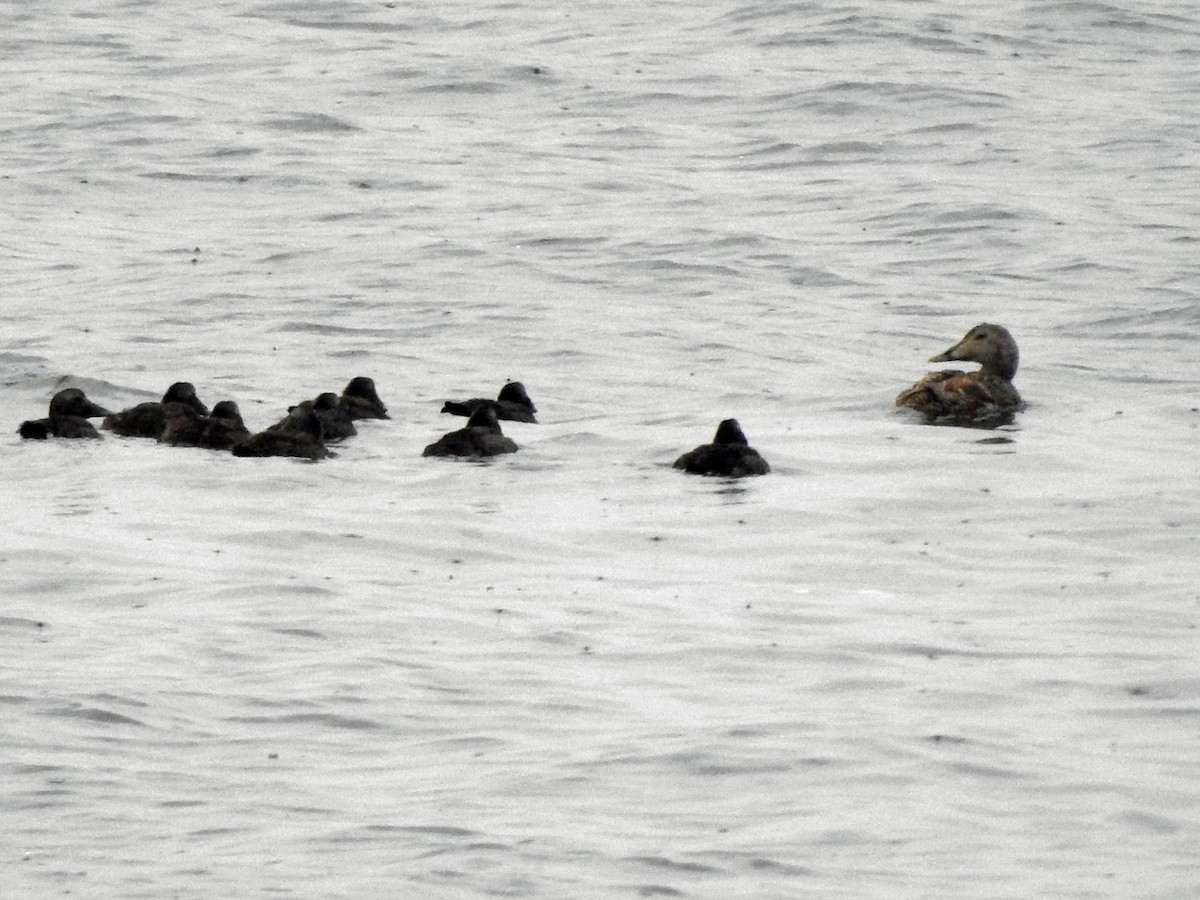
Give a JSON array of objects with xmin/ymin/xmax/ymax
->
[{"xmin": 973, "ymin": 333, "xmax": 985, "ymax": 340}]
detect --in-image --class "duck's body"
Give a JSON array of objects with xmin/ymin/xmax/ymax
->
[
  {"xmin": 103, "ymin": 382, "xmax": 208, "ymax": 438},
  {"xmin": 895, "ymin": 323, "xmax": 1023, "ymax": 427},
  {"xmin": 270, "ymin": 392, "xmax": 356, "ymax": 440},
  {"xmin": 441, "ymin": 381, "xmax": 537, "ymax": 423},
  {"xmin": 233, "ymin": 408, "xmax": 329, "ymax": 460},
  {"xmin": 674, "ymin": 419, "xmax": 769, "ymax": 477},
  {"xmin": 19, "ymin": 389, "xmax": 111, "ymax": 440},
  {"xmin": 341, "ymin": 377, "xmax": 388, "ymax": 420},
  {"xmin": 161, "ymin": 400, "xmax": 251, "ymax": 450},
  {"xmin": 423, "ymin": 406, "xmax": 518, "ymax": 458}
]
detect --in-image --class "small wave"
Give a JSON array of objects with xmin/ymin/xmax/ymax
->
[{"xmin": 263, "ymin": 113, "xmax": 359, "ymax": 133}]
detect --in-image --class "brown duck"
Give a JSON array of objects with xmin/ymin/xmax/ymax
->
[{"xmin": 895, "ymin": 323, "xmax": 1024, "ymax": 427}]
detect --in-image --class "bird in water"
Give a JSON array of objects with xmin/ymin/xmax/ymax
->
[
  {"xmin": 103, "ymin": 382, "xmax": 208, "ymax": 438},
  {"xmin": 232, "ymin": 408, "xmax": 330, "ymax": 460},
  {"xmin": 18, "ymin": 388, "xmax": 111, "ymax": 440},
  {"xmin": 340, "ymin": 377, "xmax": 389, "ymax": 420},
  {"xmin": 160, "ymin": 400, "xmax": 252, "ymax": 451},
  {"xmin": 269, "ymin": 392, "xmax": 356, "ymax": 441},
  {"xmin": 423, "ymin": 406, "xmax": 518, "ymax": 458},
  {"xmin": 441, "ymin": 381, "xmax": 537, "ymax": 423},
  {"xmin": 895, "ymin": 323, "xmax": 1024, "ymax": 428},
  {"xmin": 673, "ymin": 419, "xmax": 770, "ymax": 477}
]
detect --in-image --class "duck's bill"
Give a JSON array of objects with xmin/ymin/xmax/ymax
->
[{"xmin": 928, "ymin": 342, "xmax": 963, "ymax": 363}]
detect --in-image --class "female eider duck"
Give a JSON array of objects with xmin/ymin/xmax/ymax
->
[
  {"xmin": 103, "ymin": 382, "xmax": 208, "ymax": 438},
  {"xmin": 441, "ymin": 381, "xmax": 537, "ymax": 423},
  {"xmin": 674, "ymin": 419, "xmax": 770, "ymax": 477},
  {"xmin": 19, "ymin": 389, "xmax": 111, "ymax": 440},
  {"xmin": 233, "ymin": 407, "xmax": 330, "ymax": 460},
  {"xmin": 423, "ymin": 406, "xmax": 518, "ymax": 459},
  {"xmin": 340, "ymin": 377, "xmax": 389, "ymax": 420},
  {"xmin": 895, "ymin": 323, "xmax": 1024, "ymax": 427},
  {"xmin": 161, "ymin": 400, "xmax": 251, "ymax": 451}
]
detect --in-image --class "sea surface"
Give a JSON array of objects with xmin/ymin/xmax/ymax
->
[{"xmin": 3, "ymin": 1, "xmax": 1199, "ymax": 897}]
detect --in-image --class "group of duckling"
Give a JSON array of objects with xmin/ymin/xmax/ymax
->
[
  {"xmin": 16, "ymin": 323, "xmax": 1024, "ymax": 477},
  {"xmin": 18, "ymin": 377, "xmax": 390, "ymax": 461}
]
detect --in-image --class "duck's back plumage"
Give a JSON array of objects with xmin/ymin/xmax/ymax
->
[
  {"xmin": 423, "ymin": 406, "xmax": 518, "ymax": 458},
  {"xmin": 441, "ymin": 381, "xmax": 537, "ymax": 423},
  {"xmin": 104, "ymin": 382, "xmax": 208, "ymax": 438},
  {"xmin": 233, "ymin": 409, "xmax": 329, "ymax": 460},
  {"xmin": 674, "ymin": 419, "xmax": 769, "ymax": 477},
  {"xmin": 161, "ymin": 400, "xmax": 251, "ymax": 450},
  {"xmin": 270, "ymin": 393, "xmax": 356, "ymax": 440}
]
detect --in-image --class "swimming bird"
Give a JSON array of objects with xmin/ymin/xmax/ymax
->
[
  {"xmin": 18, "ymin": 388, "xmax": 111, "ymax": 440},
  {"xmin": 160, "ymin": 400, "xmax": 251, "ymax": 450},
  {"xmin": 423, "ymin": 406, "xmax": 518, "ymax": 458},
  {"xmin": 269, "ymin": 392, "xmax": 356, "ymax": 441},
  {"xmin": 340, "ymin": 377, "xmax": 388, "ymax": 420},
  {"xmin": 895, "ymin": 323, "xmax": 1024, "ymax": 427},
  {"xmin": 441, "ymin": 381, "xmax": 537, "ymax": 423},
  {"xmin": 103, "ymin": 382, "xmax": 209, "ymax": 438},
  {"xmin": 232, "ymin": 407, "xmax": 329, "ymax": 460},
  {"xmin": 673, "ymin": 419, "xmax": 770, "ymax": 477}
]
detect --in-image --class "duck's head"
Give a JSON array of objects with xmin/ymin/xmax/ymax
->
[
  {"xmin": 344, "ymin": 376, "xmax": 388, "ymax": 416},
  {"xmin": 713, "ymin": 418, "xmax": 750, "ymax": 445},
  {"xmin": 929, "ymin": 323, "xmax": 1019, "ymax": 380},
  {"xmin": 210, "ymin": 400, "xmax": 244, "ymax": 424},
  {"xmin": 345, "ymin": 377, "xmax": 378, "ymax": 400},
  {"xmin": 313, "ymin": 392, "xmax": 342, "ymax": 411},
  {"xmin": 498, "ymin": 381, "xmax": 535, "ymax": 411},
  {"xmin": 467, "ymin": 406, "xmax": 503, "ymax": 432},
  {"xmin": 163, "ymin": 382, "xmax": 209, "ymax": 415},
  {"xmin": 49, "ymin": 388, "xmax": 110, "ymax": 419}
]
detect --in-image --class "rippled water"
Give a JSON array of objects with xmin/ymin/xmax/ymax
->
[{"xmin": 4, "ymin": 1, "xmax": 1199, "ymax": 897}]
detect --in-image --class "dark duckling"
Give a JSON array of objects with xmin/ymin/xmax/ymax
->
[
  {"xmin": 269, "ymin": 392, "xmax": 356, "ymax": 441},
  {"xmin": 103, "ymin": 382, "xmax": 208, "ymax": 438},
  {"xmin": 18, "ymin": 388, "xmax": 111, "ymax": 440},
  {"xmin": 673, "ymin": 419, "xmax": 770, "ymax": 477},
  {"xmin": 341, "ymin": 377, "xmax": 388, "ymax": 420},
  {"xmin": 232, "ymin": 408, "xmax": 329, "ymax": 460},
  {"xmin": 895, "ymin": 323, "xmax": 1024, "ymax": 427},
  {"xmin": 161, "ymin": 400, "xmax": 252, "ymax": 451},
  {"xmin": 423, "ymin": 406, "xmax": 518, "ymax": 458},
  {"xmin": 441, "ymin": 381, "xmax": 537, "ymax": 423}
]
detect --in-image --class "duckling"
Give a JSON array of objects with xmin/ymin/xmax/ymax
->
[
  {"xmin": 160, "ymin": 400, "xmax": 251, "ymax": 451},
  {"xmin": 674, "ymin": 419, "xmax": 770, "ymax": 477},
  {"xmin": 18, "ymin": 388, "xmax": 111, "ymax": 440},
  {"xmin": 895, "ymin": 323, "xmax": 1024, "ymax": 427},
  {"xmin": 232, "ymin": 408, "xmax": 329, "ymax": 460},
  {"xmin": 269, "ymin": 392, "xmax": 356, "ymax": 441},
  {"xmin": 423, "ymin": 406, "xmax": 518, "ymax": 459},
  {"xmin": 341, "ymin": 377, "xmax": 388, "ymax": 420},
  {"xmin": 103, "ymin": 382, "xmax": 208, "ymax": 438},
  {"xmin": 441, "ymin": 381, "xmax": 537, "ymax": 423}
]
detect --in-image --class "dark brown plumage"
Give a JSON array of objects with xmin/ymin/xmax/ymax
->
[
  {"xmin": 232, "ymin": 408, "xmax": 329, "ymax": 460},
  {"xmin": 423, "ymin": 406, "xmax": 518, "ymax": 458},
  {"xmin": 18, "ymin": 389, "xmax": 111, "ymax": 440},
  {"xmin": 269, "ymin": 392, "xmax": 356, "ymax": 441},
  {"xmin": 895, "ymin": 323, "xmax": 1024, "ymax": 427},
  {"xmin": 161, "ymin": 400, "xmax": 252, "ymax": 450},
  {"xmin": 341, "ymin": 377, "xmax": 388, "ymax": 420},
  {"xmin": 673, "ymin": 419, "xmax": 769, "ymax": 477},
  {"xmin": 103, "ymin": 382, "xmax": 208, "ymax": 438},
  {"xmin": 441, "ymin": 381, "xmax": 537, "ymax": 423}
]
